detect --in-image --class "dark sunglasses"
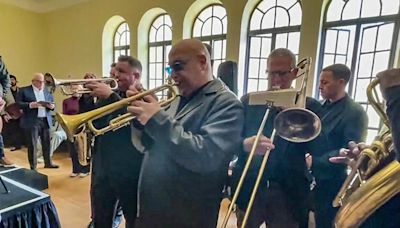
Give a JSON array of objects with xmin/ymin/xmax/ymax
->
[{"xmin": 165, "ymin": 61, "xmax": 187, "ymax": 75}]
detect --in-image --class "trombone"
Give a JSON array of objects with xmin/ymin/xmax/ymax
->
[
  {"xmin": 221, "ymin": 58, "xmax": 321, "ymax": 228},
  {"xmin": 45, "ymin": 73, "xmax": 118, "ymax": 95},
  {"xmin": 56, "ymin": 84, "xmax": 177, "ymax": 141}
]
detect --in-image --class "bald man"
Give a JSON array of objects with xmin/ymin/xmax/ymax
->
[
  {"xmin": 127, "ymin": 39, "xmax": 244, "ymax": 228},
  {"xmin": 17, "ymin": 73, "xmax": 59, "ymax": 170}
]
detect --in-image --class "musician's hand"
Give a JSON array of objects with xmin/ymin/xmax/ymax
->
[
  {"xmin": 127, "ymin": 94, "xmax": 160, "ymax": 125},
  {"xmin": 329, "ymin": 141, "xmax": 366, "ymax": 168},
  {"xmin": 243, "ymin": 135, "xmax": 275, "ymax": 155},
  {"xmin": 85, "ymin": 81, "xmax": 113, "ymax": 99},
  {"xmin": 126, "ymin": 84, "xmax": 159, "ymax": 101},
  {"xmin": 126, "ymin": 83, "xmax": 144, "ymax": 97}
]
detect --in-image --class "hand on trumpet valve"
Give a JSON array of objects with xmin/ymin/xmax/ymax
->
[
  {"xmin": 84, "ymin": 81, "xmax": 113, "ymax": 99},
  {"xmin": 243, "ymin": 135, "xmax": 275, "ymax": 155},
  {"xmin": 329, "ymin": 141, "xmax": 366, "ymax": 167},
  {"xmin": 127, "ymin": 84, "xmax": 161, "ymax": 125}
]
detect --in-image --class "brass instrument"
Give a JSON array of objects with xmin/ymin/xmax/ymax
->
[
  {"xmin": 221, "ymin": 58, "xmax": 321, "ymax": 228},
  {"xmin": 45, "ymin": 73, "xmax": 118, "ymax": 95},
  {"xmin": 334, "ymin": 77, "xmax": 400, "ymax": 227},
  {"xmin": 56, "ymin": 84, "xmax": 177, "ymax": 141}
]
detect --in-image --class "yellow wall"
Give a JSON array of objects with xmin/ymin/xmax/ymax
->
[
  {"xmin": 0, "ymin": 2, "xmax": 46, "ymax": 85},
  {"xmin": 1, "ymin": 0, "xmax": 400, "ymax": 94}
]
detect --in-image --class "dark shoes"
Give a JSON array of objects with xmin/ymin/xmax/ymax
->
[
  {"xmin": 44, "ymin": 164, "xmax": 59, "ymax": 169},
  {"xmin": 10, "ymin": 146, "xmax": 22, "ymax": 151}
]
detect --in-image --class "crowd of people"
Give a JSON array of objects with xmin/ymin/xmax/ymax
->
[{"xmin": 0, "ymin": 38, "xmax": 399, "ymax": 227}]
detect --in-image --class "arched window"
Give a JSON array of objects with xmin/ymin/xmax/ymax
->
[
  {"xmin": 244, "ymin": 0, "xmax": 302, "ymax": 93},
  {"xmin": 193, "ymin": 4, "xmax": 227, "ymax": 76},
  {"xmin": 318, "ymin": 0, "xmax": 400, "ymax": 142},
  {"xmin": 148, "ymin": 14, "xmax": 173, "ymax": 98},
  {"xmin": 113, "ymin": 22, "xmax": 130, "ymax": 63}
]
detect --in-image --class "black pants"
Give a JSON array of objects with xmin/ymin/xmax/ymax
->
[
  {"xmin": 92, "ymin": 174, "xmax": 138, "ymax": 228},
  {"xmin": 24, "ymin": 119, "xmax": 52, "ymax": 169},
  {"xmin": 313, "ymin": 180, "xmax": 341, "ymax": 228},
  {"xmin": 67, "ymin": 141, "xmax": 90, "ymax": 174},
  {"xmin": 236, "ymin": 183, "xmax": 302, "ymax": 228},
  {"xmin": 3, "ymin": 119, "xmax": 24, "ymax": 148}
]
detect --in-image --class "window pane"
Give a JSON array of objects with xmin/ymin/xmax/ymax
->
[
  {"xmin": 276, "ymin": 33, "xmax": 288, "ymax": 48},
  {"xmin": 288, "ymin": 32, "xmax": 300, "ymax": 54},
  {"xmin": 156, "ymin": 46, "xmax": 163, "ymax": 62},
  {"xmin": 193, "ymin": 20, "xmax": 202, "ymax": 37},
  {"xmin": 342, "ymin": 0, "xmax": 362, "ymax": 20},
  {"xmin": 213, "ymin": 5, "xmax": 227, "ymax": 19},
  {"xmin": 357, "ymin": 53, "xmax": 373, "ymax": 78},
  {"xmin": 211, "ymin": 17, "xmax": 223, "ymax": 35},
  {"xmin": 366, "ymin": 129, "xmax": 379, "ymax": 144},
  {"xmin": 289, "ymin": 3, "xmax": 302, "ymax": 25},
  {"xmin": 376, "ymin": 23, "xmax": 394, "ymax": 51},
  {"xmin": 250, "ymin": 37, "xmax": 261, "ymax": 58},
  {"xmin": 372, "ymin": 51, "xmax": 390, "ymax": 75},
  {"xmin": 337, "ymin": 31, "xmax": 350, "ymax": 54},
  {"xmin": 248, "ymin": 58, "xmax": 260, "ymax": 79},
  {"xmin": 275, "ymin": 8, "xmax": 289, "ymax": 28},
  {"xmin": 360, "ymin": 26, "xmax": 378, "ymax": 53},
  {"xmin": 326, "ymin": 0, "xmax": 345, "ymax": 22},
  {"xmin": 381, "ymin": 0, "xmax": 400, "ymax": 15},
  {"xmin": 325, "ymin": 30, "xmax": 338, "ymax": 53},
  {"xmin": 367, "ymin": 105, "xmax": 381, "ymax": 128},
  {"xmin": 361, "ymin": 0, "xmax": 381, "ymax": 18},
  {"xmin": 201, "ymin": 19, "xmax": 213, "ymax": 37},
  {"xmin": 250, "ymin": 9, "xmax": 263, "ymax": 30},
  {"xmin": 261, "ymin": 9, "xmax": 275, "ymax": 29},
  {"xmin": 354, "ymin": 78, "xmax": 370, "ymax": 102},
  {"xmin": 247, "ymin": 79, "xmax": 259, "ymax": 93},
  {"xmin": 260, "ymin": 36, "xmax": 272, "ymax": 60}
]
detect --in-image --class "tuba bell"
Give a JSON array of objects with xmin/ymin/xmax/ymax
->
[{"xmin": 334, "ymin": 77, "xmax": 400, "ymax": 227}]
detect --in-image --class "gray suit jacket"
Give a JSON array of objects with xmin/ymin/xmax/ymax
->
[{"xmin": 131, "ymin": 79, "xmax": 244, "ymax": 226}]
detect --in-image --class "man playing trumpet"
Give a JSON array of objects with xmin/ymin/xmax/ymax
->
[
  {"xmin": 85, "ymin": 56, "xmax": 144, "ymax": 228},
  {"xmin": 127, "ymin": 39, "xmax": 244, "ymax": 228}
]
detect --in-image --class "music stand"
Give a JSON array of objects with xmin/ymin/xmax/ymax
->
[{"xmin": 1, "ymin": 175, "xmax": 10, "ymax": 193}]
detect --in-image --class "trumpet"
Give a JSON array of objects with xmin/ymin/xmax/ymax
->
[
  {"xmin": 221, "ymin": 58, "xmax": 321, "ymax": 228},
  {"xmin": 45, "ymin": 73, "xmax": 118, "ymax": 95},
  {"xmin": 56, "ymin": 84, "xmax": 177, "ymax": 141}
]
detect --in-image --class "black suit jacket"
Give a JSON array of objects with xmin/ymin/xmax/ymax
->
[
  {"xmin": 312, "ymin": 94, "xmax": 368, "ymax": 182},
  {"xmin": 233, "ymin": 95, "xmax": 328, "ymax": 219},
  {"xmin": 17, "ymin": 85, "xmax": 54, "ymax": 129}
]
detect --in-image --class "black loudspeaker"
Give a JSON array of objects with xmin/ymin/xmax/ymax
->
[{"xmin": 217, "ymin": 61, "xmax": 238, "ymax": 95}]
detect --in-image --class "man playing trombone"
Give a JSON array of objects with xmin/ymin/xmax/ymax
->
[
  {"xmin": 85, "ymin": 56, "xmax": 144, "ymax": 228},
  {"xmin": 127, "ymin": 39, "xmax": 244, "ymax": 228},
  {"xmin": 232, "ymin": 48, "xmax": 326, "ymax": 227}
]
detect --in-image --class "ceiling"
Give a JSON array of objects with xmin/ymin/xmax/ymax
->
[{"xmin": 0, "ymin": 0, "xmax": 91, "ymax": 13}]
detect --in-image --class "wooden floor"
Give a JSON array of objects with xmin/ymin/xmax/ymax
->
[{"xmin": 4, "ymin": 147, "xmax": 239, "ymax": 228}]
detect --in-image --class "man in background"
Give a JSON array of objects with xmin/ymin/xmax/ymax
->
[
  {"xmin": 0, "ymin": 56, "xmax": 14, "ymax": 167},
  {"xmin": 17, "ymin": 73, "xmax": 59, "ymax": 170},
  {"xmin": 311, "ymin": 64, "xmax": 368, "ymax": 227},
  {"xmin": 3, "ymin": 75, "xmax": 24, "ymax": 151}
]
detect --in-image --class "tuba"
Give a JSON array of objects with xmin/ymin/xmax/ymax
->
[
  {"xmin": 334, "ymin": 77, "xmax": 400, "ymax": 227},
  {"xmin": 221, "ymin": 58, "xmax": 321, "ymax": 228}
]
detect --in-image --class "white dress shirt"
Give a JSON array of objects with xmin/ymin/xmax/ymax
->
[{"xmin": 32, "ymin": 85, "xmax": 46, "ymax": 118}]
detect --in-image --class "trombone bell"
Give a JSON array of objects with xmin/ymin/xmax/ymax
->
[{"xmin": 274, "ymin": 107, "xmax": 322, "ymax": 143}]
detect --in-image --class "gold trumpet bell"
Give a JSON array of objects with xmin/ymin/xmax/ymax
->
[
  {"xmin": 56, "ymin": 112, "xmax": 87, "ymax": 141},
  {"xmin": 274, "ymin": 107, "xmax": 322, "ymax": 143}
]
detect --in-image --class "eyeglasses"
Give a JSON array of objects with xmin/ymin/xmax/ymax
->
[
  {"xmin": 165, "ymin": 61, "xmax": 187, "ymax": 75},
  {"xmin": 265, "ymin": 69, "xmax": 293, "ymax": 77}
]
